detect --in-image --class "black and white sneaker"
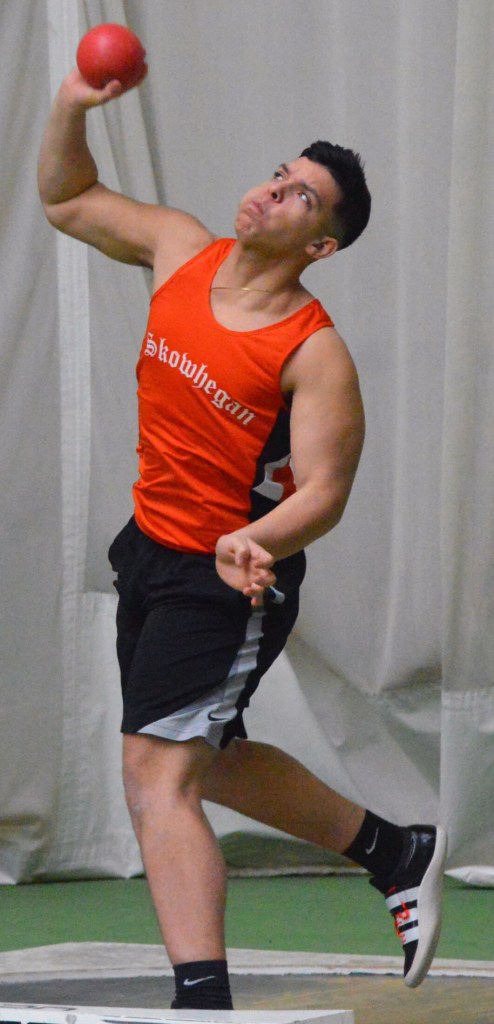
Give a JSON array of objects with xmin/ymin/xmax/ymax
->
[{"xmin": 371, "ymin": 824, "xmax": 447, "ymax": 988}]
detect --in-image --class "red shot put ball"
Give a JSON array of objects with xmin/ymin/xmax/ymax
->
[{"xmin": 77, "ymin": 23, "xmax": 146, "ymax": 90}]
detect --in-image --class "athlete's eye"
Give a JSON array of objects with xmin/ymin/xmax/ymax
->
[
  {"xmin": 299, "ymin": 191, "xmax": 311, "ymax": 206},
  {"xmin": 272, "ymin": 170, "xmax": 283, "ymax": 180}
]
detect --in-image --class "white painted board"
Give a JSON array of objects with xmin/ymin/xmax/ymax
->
[{"xmin": 0, "ymin": 1006, "xmax": 354, "ymax": 1024}]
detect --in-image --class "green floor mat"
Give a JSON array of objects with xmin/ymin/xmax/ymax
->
[{"xmin": 0, "ymin": 874, "xmax": 492, "ymax": 962}]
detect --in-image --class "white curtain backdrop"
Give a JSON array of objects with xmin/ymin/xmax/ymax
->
[{"xmin": 1, "ymin": 0, "xmax": 492, "ymax": 883}]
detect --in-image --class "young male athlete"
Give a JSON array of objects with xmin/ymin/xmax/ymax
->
[{"xmin": 38, "ymin": 67, "xmax": 447, "ymax": 1009}]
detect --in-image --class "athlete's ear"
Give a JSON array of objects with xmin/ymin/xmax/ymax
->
[{"xmin": 305, "ymin": 236, "xmax": 339, "ymax": 261}]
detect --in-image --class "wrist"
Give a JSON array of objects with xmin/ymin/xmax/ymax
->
[
  {"xmin": 215, "ymin": 532, "xmax": 234, "ymax": 557},
  {"xmin": 58, "ymin": 77, "xmax": 89, "ymax": 114}
]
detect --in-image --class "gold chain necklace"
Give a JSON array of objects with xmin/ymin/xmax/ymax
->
[{"xmin": 211, "ymin": 285, "xmax": 275, "ymax": 294}]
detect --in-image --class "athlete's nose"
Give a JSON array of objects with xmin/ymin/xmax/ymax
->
[{"xmin": 268, "ymin": 183, "xmax": 283, "ymax": 203}]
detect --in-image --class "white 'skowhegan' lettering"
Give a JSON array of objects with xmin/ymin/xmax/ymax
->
[{"xmin": 144, "ymin": 333, "xmax": 255, "ymax": 426}]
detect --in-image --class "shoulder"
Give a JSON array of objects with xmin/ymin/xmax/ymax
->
[
  {"xmin": 152, "ymin": 212, "xmax": 217, "ymax": 288},
  {"xmin": 282, "ymin": 325, "xmax": 360, "ymax": 393},
  {"xmin": 282, "ymin": 325, "xmax": 365, "ymax": 450}
]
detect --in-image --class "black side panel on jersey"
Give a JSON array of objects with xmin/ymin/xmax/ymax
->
[{"xmin": 248, "ymin": 406, "xmax": 293, "ymax": 523}]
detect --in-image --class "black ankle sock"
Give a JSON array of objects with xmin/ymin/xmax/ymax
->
[
  {"xmin": 171, "ymin": 959, "xmax": 233, "ymax": 1010},
  {"xmin": 344, "ymin": 810, "xmax": 406, "ymax": 882}
]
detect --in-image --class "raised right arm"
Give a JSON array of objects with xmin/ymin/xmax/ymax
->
[{"xmin": 38, "ymin": 69, "xmax": 213, "ymax": 270}]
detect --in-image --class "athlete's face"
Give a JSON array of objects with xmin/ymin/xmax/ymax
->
[{"xmin": 235, "ymin": 157, "xmax": 340, "ymax": 259}]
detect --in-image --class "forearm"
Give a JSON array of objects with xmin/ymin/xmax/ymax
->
[
  {"xmin": 221, "ymin": 483, "xmax": 346, "ymax": 563},
  {"xmin": 38, "ymin": 83, "xmax": 98, "ymax": 207}
]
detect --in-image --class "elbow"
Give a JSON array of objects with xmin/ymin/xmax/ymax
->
[
  {"xmin": 318, "ymin": 497, "xmax": 347, "ymax": 535},
  {"xmin": 39, "ymin": 200, "xmax": 73, "ymax": 235},
  {"xmin": 39, "ymin": 193, "xmax": 89, "ymax": 238},
  {"xmin": 39, "ymin": 198, "xmax": 59, "ymax": 226},
  {"xmin": 302, "ymin": 486, "xmax": 350, "ymax": 543},
  {"xmin": 37, "ymin": 177, "xmax": 99, "ymax": 230},
  {"xmin": 37, "ymin": 177, "xmax": 70, "ymax": 227}
]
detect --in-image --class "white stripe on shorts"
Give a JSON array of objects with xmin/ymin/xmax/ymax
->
[{"xmin": 138, "ymin": 608, "xmax": 265, "ymax": 748}]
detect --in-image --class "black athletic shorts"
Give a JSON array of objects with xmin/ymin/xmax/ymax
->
[{"xmin": 108, "ymin": 517, "xmax": 306, "ymax": 749}]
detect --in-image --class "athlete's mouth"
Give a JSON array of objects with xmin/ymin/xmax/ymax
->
[{"xmin": 247, "ymin": 200, "xmax": 263, "ymax": 216}]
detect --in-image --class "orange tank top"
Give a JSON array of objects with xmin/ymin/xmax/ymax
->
[{"xmin": 133, "ymin": 238, "xmax": 334, "ymax": 553}]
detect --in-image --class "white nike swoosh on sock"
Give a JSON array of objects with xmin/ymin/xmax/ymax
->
[
  {"xmin": 365, "ymin": 828, "xmax": 379, "ymax": 855},
  {"xmin": 183, "ymin": 975, "xmax": 217, "ymax": 986}
]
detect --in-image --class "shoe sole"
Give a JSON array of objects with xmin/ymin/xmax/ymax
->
[{"xmin": 405, "ymin": 825, "xmax": 448, "ymax": 988}]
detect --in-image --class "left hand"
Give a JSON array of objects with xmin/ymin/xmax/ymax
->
[{"xmin": 215, "ymin": 534, "xmax": 276, "ymax": 607}]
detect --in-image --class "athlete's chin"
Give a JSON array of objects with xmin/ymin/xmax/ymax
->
[{"xmin": 234, "ymin": 215, "xmax": 261, "ymax": 242}]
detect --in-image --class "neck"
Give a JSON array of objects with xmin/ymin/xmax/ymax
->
[{"xmin": 215, "ymin": 240, "xmax": 307, "ymax": 296}]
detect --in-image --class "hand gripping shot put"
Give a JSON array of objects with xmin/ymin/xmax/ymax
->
[{"xmin": 38, "ymin": 24, "xmax": 447, "ymax": 1011}]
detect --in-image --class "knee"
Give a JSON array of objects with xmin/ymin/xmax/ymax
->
[
  {"xmin": 122, "ymin": 734, "xmax": 156, "ymax": 804},
  {"xmin": 122, "ymin": 739, "xmax": 150, "ymax": 820},
  {"xmin": 122, "ymin": 733, "xmax": 215, "ymax": 823}
]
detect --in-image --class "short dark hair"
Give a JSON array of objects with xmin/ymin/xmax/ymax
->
[{"xmin": 300, "ymin": 140, "xmax": 371, "ymax": 250}]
